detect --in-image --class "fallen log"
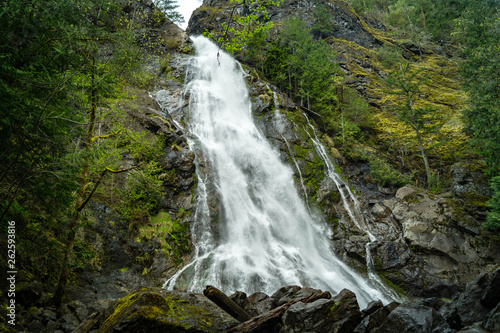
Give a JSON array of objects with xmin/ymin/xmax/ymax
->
[
  {"xmin": 71, "ymin": 312, "xmax": 102, "ymax": 333},
  {"xmin": 224, "ymin": 291, "xmax": 331, "ymax": 333},
  {"xmin": 203, "ymin": 285, "xmax": 252, "ymax": 322}
]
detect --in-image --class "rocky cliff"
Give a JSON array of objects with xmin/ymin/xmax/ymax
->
[
  {"xmin": 181, "ymin": 0, "xmax": 499, "ymax": 299},
  {"xmin": 7, "ymin": 0, "xmax": 499, "ymax": 332}
]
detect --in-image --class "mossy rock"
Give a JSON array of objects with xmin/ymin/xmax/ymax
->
[{"xmin": 99, "ymin": 288, "xmax": 239, "ymax": 332}]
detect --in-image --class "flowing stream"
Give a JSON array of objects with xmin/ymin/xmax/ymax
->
[{"xmin": 164, "ymin": 36, "xmax": 393, "ymax": 308}]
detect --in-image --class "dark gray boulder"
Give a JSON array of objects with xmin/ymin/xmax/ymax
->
[
  {"xmin": 371, "ymin": 303, "xmax": 454, "ymax": 333},
  {"xmin": 456, "ymin": 323, "xmax": 489, "ymax": 333},
  {"xmin": 271, "ymin": 286, "xmax": 324, "ymax": 307},
  {"xmin": 229, "ymin": 291, "xmax": 275, "ymax": 317},
  {"xmin": 443, "ymin": 267, "xmax": 500, "ymax": 330},
  {"xmin": 354, "ymin": 301, "xmax": 400, "ymax": 333},
  {"xmin": 280, "ymin": 288, "xmax": 361, "ymax": 333},
  {"xmin": 482, "ymin": 302, "xmax": 500, "ymax": 333}
]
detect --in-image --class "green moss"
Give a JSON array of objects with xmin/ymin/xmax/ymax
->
[
  {"xmin": 100, "ymin": 290, "xmax": 218, "ymax": 332},
  {"xmin": 379, "ymin": 273, "xmax": 407, "ymax": 296},
  {"xmin": 330, "ymin": 301, "xmax": 340, "ymax": 312}
]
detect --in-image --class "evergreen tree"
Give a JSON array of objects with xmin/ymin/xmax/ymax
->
[
  {"xmin": 276, "ymin": 17, "xmax": 337, "ymax": 113},
  {"xmin": 312, "ymin": 1, "xmax": 333, "ymax": 39},
  {"xmin": 456, "ymin": 0, "xmax": 500, "ymax": 230},
  {"xmin": 155, "ymin": 0, "xmax": 184, "ymax": 25},
  {"xmin": 385, "ymin": 62, "xmax": 444, "ymax": 188},
  {"xmin": 205, "ymin": 0, "xmax": 284, "ymax": 54},
  {"xmin": 1, "ymin": 0, "xmax": 168, "ymax": 299},
  {"xmin": 0, "ymin": 0, "xmax": 85, "ymax": 273}
]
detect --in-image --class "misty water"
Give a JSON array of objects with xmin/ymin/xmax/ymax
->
[{"xmin": 164, "ymin": 36, "xmax": 394, "ymax": 308}]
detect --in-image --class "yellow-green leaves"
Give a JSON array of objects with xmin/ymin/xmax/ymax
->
[{"xmin": 204, "ymin": 0, "xmax": 284, "ymax": 54}]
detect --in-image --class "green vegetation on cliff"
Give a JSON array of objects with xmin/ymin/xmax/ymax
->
[
  {"xmin": 0, "ymin": 0, "xmax": 181, "ymax": 304},
  {"xmin": 195, "ymin": 0, "xmax": 498, "ymax": 230}
]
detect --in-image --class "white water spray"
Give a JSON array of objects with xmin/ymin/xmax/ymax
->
[
  {"xmin": 301, "ymin": 114, "xmax": 401, "ymax": 301},
  {"xmin": 273, "ymin": 92, "xmax": 309, "ymax": 208},
  {"xmin": 164, "ymin": 36, "xmax": 394, "ymax": 308}
]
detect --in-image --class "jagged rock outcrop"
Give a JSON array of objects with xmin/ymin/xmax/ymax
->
[
  {"xmin": 362, "ymin": 186, "xmax": 499, "ymax": 298},
  {"xmin": 188, "ymin": 0, "xmax": 383, "ymax": 49},
  {"xmin": 443, "ymin": 268, "xmax": 500, "ymax": 330},
  {"xmin": 93, "ymin": 280, "xmax": 497, "ymax": 333}
]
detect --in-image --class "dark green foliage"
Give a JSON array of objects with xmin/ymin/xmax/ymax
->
[
  {"xmin": 457, "ymin": 1, "xmax": 500, "ymax": 177},
  {"xmin": 246, "ymin": 30, "xmax": 268, "ymax": 72},
  {"xmin": 266, "ymin": 17, "xmax": 337, "ymax": 114},
  {"xmin": 0, "ymin": 0, "xmax": 168, "ymax": 287},
  {"xmin": 0, "ymin": 0, "xmax": 83, "ymax": 221},
  {"xmin": 155, "ymin": 0, "xmax": 184, "ymax": 25},
  {"xmin": 114, "ymin": 161, "xmax": 165, "ymax": 224},
  {"xmin": 456, "ymin": 1, "xmax": 500, "ymax": 230},
  {"xmin": 312, "ymin": 1, "xmax": 334, "ymax": 39},
  {"xmin": 418, "ymin": 0, "xmax": 468, "ymax": 40},
  {"xmin": 0, "ymin": 0, "xmax": 86, "ymax": 282},
  {"xmin": 485, "ymin": 177, "xmax": 500, "ymax": 232}
]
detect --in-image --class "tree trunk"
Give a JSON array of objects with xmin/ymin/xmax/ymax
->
[
  {"xmin": 203, "ymin": 286, "xmax": 252, "ymax": 322},
  {"xmin": 54, "ymin": 57, "xmax": 97, "ymax": 307},
  {"xmin": 71, "ymin": 312, "xmax": 103, "ymax": 333},
  {"xmin": 224, "ymin": 292, "xmax": 331, "ymax": 333},
  {"xmin": 415, "ymin": 126, "xmax": 432, "ymax": 188},
  {"xmin": 419, "ymin": 0, "xmax": 427, "ymax": 29}
]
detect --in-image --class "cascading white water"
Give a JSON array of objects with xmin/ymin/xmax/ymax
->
[
  {"xmin": 301, "ymin": 114, "xmax": 401, "ymax": 301},
  {"xmin": 164, "ymin": 36, "xmax": 393, "ymax": 308},
  {"xmin": 273, "ymin": 92, "xmax": 310, "ymax": 208}
]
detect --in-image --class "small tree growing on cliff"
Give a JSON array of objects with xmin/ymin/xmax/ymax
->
[
  {"xmin": 385, "ymin": 62, "xmax": 444, "ymax": 188},
  {"xmin": 154, "ymin": 0, "xmax": 184, "ymax": 25},
  {"xmin": 205, "ymin": 0, "xmax": 284, "ymax": 54}
]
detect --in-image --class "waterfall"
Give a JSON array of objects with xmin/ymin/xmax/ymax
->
[
  {"xmin": 164, "ymin": 36, "xmax": 394, "ymax": 308},
  {"xmin": 273, "ymin": 92, "xmax": 309, "ymax": 208},
  {"xmin": 301, "ymin": 115, "xmax": 401, "ymax": 301}
]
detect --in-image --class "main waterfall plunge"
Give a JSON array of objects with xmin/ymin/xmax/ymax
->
[{"xmin": 164, "ymin": 36, "xmax": 394, "ymax": 308}]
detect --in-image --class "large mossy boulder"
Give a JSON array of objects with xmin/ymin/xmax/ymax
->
[{"xmin": 99, "ymin": 288, "xmax": 239, "ymax": 332}]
